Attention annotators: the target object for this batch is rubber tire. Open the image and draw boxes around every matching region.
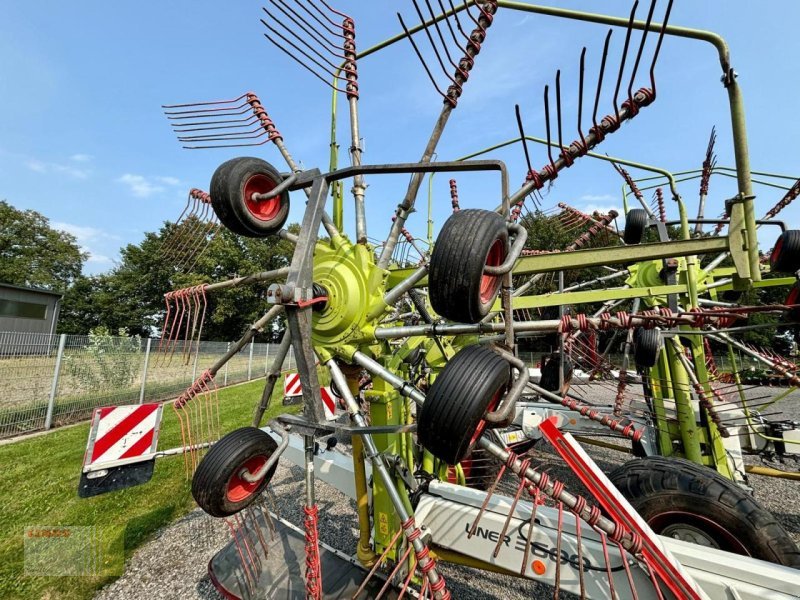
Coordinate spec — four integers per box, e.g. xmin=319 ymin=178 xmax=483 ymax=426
xmin=770 ymin=230 xmax=800 ymax=273
xmin=609 ymin=457 xmax=800 ymax=567
xmin=418 ymin=345 xmax=510 ymax=465
xmin=429 ymin=209 xmax=508 ymax=323
xmin=539 ymin=353 xmax=574 ymax=394
xmin=634 ymin=328 xmax=661 ymax=369
xmin=210 ymin=157 xmax=290 ymax=237
xmin=192 ymin=427 xmax=278 ymax=518
xmin=623 ymin=208 xmax=648 ymax=245
xmin=785 ymin=283 xmax=800 ymax=322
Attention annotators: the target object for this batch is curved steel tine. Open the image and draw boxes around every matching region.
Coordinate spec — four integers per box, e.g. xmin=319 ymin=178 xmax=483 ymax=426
xmin=613 ymin=1 xmax=639 ymax=118
xmin=422 ymin=0 xmax=462 ymax=75
xmin=555 ymin=69 xmax=565 ymax=153
xmin=397 ymin=13 xmax=452 ymax=104
xmin=269 ymin=0 xmax=344 ymax=53
xmin=162 ymin=93 xmax=250 ymax=109
xmin=627 ymin=0 xmax=658 ymax=105
xmin=409 ymin=0 xmax=461 ymax=90
xmin=446 ymin=0 xmax=472 ymax=42
xmin=163 ymin=100 xmax=251 ymax=117
xmin=294 ymin=0 xmax=346 ymax=39
xmin=310 ymin=0 xmax=351 ymax=31
xmin=436 ymin=0 xmax=464 ymax=48
xmin=262 ymin=8 xmax=346 ymax=70
xmin=577 ymin=47 xmax=588 ymax=149
xmin=543 ymin=84 xmax=557 ymax=171
xmin=649 ymin=0 xmax=674 ymax=98
xmin=170 ymin=115 xmax=260 ymax=132
xmin=514 ymin=104 xmax=534 ymax=176
xmin=592 ymin=30 xmax=613 ymax=131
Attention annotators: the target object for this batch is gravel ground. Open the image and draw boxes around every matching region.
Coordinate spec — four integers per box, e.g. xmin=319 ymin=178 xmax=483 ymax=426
xmin=95 ymin=384 xmax=800 ymax=600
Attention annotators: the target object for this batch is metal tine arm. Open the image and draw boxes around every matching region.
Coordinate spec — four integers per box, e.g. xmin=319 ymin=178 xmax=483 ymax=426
xmin=612 ymin=1 xmax=639 ymax=120
xmin=509 ymin=0 xmax=674 ymax=208
xmin=613 ymin=162 xmax=656 ymax=218
xmin=378 ymin=0 xmax=499 ymax=269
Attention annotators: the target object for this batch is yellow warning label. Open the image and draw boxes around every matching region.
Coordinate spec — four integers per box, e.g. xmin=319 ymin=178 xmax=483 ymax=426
xmin=386 ymin=403 xmax=393 ymax=420
xmin=378 ymin=512 xmax=389 ymax=535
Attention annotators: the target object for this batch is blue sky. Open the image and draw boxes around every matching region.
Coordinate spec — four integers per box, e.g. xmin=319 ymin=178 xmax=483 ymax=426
xmin=2 ymin=1 xmax=799 ymax=275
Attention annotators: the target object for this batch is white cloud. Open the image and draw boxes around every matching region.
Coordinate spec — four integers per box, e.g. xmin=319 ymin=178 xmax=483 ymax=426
xmin=117 ymin=173 xmax=181 ymax=198
xmin=86 ymin=253 xmax=113 ymax=265
xmin=51 ymin=221 xmax=119 ymax=269
xmin=579 ymin=194 xmax=616 ymax=202
xmin=25 ymin=158 xmax=90 ymax=179
xmin=70 ymin=153 xmax=93 ymax=162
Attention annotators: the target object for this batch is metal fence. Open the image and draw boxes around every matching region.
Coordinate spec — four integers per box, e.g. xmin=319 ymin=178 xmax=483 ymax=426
xmin=0 ymin=331 xmax=295 ymax=440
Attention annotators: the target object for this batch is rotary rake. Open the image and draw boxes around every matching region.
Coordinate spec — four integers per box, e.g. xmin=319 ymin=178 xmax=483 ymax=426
xmin=80 ymin=2 xmax=800 ymax=599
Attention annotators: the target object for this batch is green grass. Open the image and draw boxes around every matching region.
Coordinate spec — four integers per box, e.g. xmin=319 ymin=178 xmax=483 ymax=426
xmin=0 ymin=378 xmax=299 ymax=600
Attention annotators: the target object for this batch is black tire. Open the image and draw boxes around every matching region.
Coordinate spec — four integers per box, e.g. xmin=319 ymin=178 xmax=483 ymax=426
xmin=539 ymin=353 xmax=574 ymax=394
xmin=785 ymin=283 xmax=800 ymax=322
xmin=192 ymin=427 xmax=278 ymax=518
xmin=210 ymin=157 xmax=290 ymax=237
xmin=623 ymin=208 xmax=648 ymax=245
xmin=429 ymin=209 xmax=508 ymax=323
xmin=418 ymin=345 xmax=510 ymax=465
xmin=634 ymin=328 xmax=661 ymax=369
xmin=609 ymin=457 xmax=800 ymax=567
xmin=771 ymin=230 xmax=800 ymax=273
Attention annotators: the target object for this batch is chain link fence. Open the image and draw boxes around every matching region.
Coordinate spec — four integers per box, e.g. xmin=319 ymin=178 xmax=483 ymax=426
xmin=0 ymin=331 xmax=294 ymax=440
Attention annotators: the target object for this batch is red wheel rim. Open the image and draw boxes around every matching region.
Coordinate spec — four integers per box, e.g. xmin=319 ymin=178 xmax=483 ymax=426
xmin=647 ymin=511 xmax=750 ymax=555
xmin=243 ymin=174 xmax=281 ymax=222
xmin=771 ymin=235 xmax=784 ymax=266
xmin=469 ymin=389 xmax=502 ymax=447
xmin=479 ymin=238 xmax=505 ymax=304
xmin=226 ymin=455 xmax=268 ymax=503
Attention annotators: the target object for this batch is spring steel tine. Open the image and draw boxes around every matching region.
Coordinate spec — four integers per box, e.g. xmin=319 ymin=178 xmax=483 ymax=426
xmin=600 ymin=533 xmax=619 ymax=600
xmin=164 ymin=101 xmax=252 ymax=118
xmin=422 ymin=0 xmax=464 ymax=78
xmin=263 ymin=5 xmax=347 ymax=66
xmin=577 ymin=47 xmax=588 ymax=151
xmin=649 ymin=0 xmax=674 ymax=98
xmin=291 ymin=0 xmax=345 ymax=43
xmin=543 ymin=85 xmax=557 ymax=173
xmin=397 ymin=13 xmax=452 ymax=104
xmin=446 ymin=0 xmax=472 ymax=43
xmin=270 ymin=0 xmax=343 ymax=54
xmin=436 ymin=0 xmax=463 ymax=48
xmin=627 ymin=0 xmax=658 ymax=107
xmin=592 ymin=30 xmax=613 ymax=132
xmin=555 ymin=70 xmax=566 ymax=159
xmin=554 ymin=501 xmax=563 ymax=599
xmin=171 ymin=115 xmax=260 ymax=133
xmin=612 ymin=1 xmax=639 ymax=119
xmin=182 ymin=221 xmax=219 ymax=273
xmin=309 ymin=0 xmax=350 ymax=31
xmin=514 ymin=105 xmax=534 ymax=176
xmin=409 ymin=0 xmax=461 ymax=92
xmin=162 ymin=93 xmax=251 ymax=110
xmin=261 ymin=29 xmax=350 ymax=96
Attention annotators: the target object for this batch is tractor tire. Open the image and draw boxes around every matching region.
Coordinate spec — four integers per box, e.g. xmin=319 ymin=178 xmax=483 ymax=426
xmin=210 ymin=157 xmax=290 ymax=237
xmin=538 ymin=353 xmax=574 ymax=395
xmin=192 ymin=427 xmax=279 ymax=517
xmin=785 ymin=283 xmax=800 ymax=322
xmin=771 ymin=230 xmax=800 ymax=273
xmin=634 ymin=328 xmax=661 ymax=369
xmin=609 ymin=457 xmax=800 ymax=567
xmin=623 ymin=208 xmax=648 ymax=245
xmin=429 ymin=209 xmax=508 ymax=323
xmin=418 ymin=345 xmax=510 ymax=465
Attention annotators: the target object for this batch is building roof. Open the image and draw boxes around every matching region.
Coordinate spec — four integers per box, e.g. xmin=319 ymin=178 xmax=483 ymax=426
xmin=0 ymin=282 xmax=64 ymax=298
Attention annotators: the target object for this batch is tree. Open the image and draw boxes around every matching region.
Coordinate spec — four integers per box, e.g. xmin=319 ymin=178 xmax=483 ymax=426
xmin=60 ymin=217 xmax=296 ymax=340
xmin=0 ymin=200 xmax=86 ymax=290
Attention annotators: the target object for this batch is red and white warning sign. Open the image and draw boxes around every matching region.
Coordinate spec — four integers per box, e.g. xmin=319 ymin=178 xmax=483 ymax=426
xmin=320 ymin=387 xmax=336 ymax=421
xmin=283 ymin=372 xmax=338 ymax=421
xmin=284 ymin=372 xmax=303 ymax=397
xmin=82 ymin=404 xmax=163 ymax=472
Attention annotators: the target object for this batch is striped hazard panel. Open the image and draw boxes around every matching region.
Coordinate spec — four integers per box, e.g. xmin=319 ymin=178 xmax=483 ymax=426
xmin=83 ymin=404 xmax=163 ymax=471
